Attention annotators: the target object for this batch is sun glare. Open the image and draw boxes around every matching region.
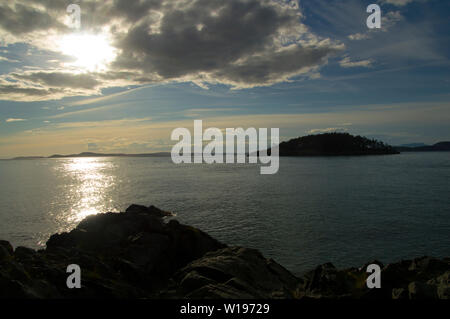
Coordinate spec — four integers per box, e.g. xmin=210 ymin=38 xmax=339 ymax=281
xmin=58 ymin=33 xmax=117 ymax=71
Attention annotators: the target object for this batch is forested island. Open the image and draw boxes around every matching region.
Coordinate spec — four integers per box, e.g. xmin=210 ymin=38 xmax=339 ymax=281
xmin=268 ymin=132 xmax=399 ymax=156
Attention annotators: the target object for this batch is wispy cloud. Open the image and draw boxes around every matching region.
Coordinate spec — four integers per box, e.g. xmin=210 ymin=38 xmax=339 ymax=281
xmin=48 ymin=103 xmax=129 ymax=119
xmin=0 ymin=56 xmax=20 ymax=63
xmin=381 ymin=0 xmax=426 ymax=6
xmin=1 ymin=100 xmax=448 ymax=157
xmin=339 ymin=57 xmax=373 ymax=68
xmin=347 ymin=33 xmax=369 ymax=41
xmin=5 ymin=118 xmax=26 ymax=122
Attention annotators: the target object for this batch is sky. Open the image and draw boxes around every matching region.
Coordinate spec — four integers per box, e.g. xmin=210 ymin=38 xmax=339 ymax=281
xmin=0 ymin=0 xmax=449 ymax=158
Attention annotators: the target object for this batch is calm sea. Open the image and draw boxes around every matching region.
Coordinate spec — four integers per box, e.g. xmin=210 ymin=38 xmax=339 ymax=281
xmin=0 ymin=153 xmax=449 ymax=274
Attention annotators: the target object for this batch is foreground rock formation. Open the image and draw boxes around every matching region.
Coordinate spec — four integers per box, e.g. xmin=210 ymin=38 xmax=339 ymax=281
xmin=0 ymin=205 xmax=448 ymax=299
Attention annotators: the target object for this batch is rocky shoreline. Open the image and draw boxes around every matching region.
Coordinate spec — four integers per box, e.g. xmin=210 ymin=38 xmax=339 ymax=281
xmin=0 ymin=204 xmax=448 ymax=299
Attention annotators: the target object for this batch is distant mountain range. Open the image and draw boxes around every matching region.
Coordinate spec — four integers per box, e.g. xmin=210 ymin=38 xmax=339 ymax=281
xmin=394 ymin=142 xmax=450 ymax=152
xmin=12 ymin=152 xmax=170 ymax=160
xmin=398 ymin=143 xmax=429 ymax=148
xmin=7 ymin=137 xmax=450 ymax=160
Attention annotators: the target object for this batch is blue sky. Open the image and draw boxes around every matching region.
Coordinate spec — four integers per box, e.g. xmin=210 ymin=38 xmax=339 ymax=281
xmin=0 ymin=0 xmax=449 ymax=157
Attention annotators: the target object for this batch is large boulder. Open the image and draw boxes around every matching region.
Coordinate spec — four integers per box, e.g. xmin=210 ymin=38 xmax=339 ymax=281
xmin=163 ymin=247 xmax=300 ymax=299
xmin=125 ymin=204 xmax=172 ymax=218
xmin=42 ymin=205 xmax=225 ymax=296
xmin=427 ymin=271 xmax=450 ymax=299
xmin=408 ymin=281 xmax=437 ymax=299
xmin=296 ymin=256 xmax=450 ymax=299
xmin=299 ymin=263 xmax=372 ymax=299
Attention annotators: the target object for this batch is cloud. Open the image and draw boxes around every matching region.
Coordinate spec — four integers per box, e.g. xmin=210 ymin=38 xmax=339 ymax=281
xmin=0 ymin=71 xmax=103 ymax=101
xmin=339 ymin=57 xmax=373 ymax=68
xmin=345 ymin=9 xmax=404 ymax=42
xmin=382 ymin=11 xmax=404 ymax=30
xmin=381 ymin=0 xmax=425 ymax=6
xmin=5 ymin=118 xmax=26 ymax=122
xmin=0 ymin=56 xmax=20 ymax=63
xmin=87 ymin=142 xmax=99 ymax=151
xmin=347 ymin=33 xmax=369 ymax=41
xmin=2 ymin=100 xmax=448 ymax=157
xmin=0 ymin=2 xmax=65 ymax=36
xmin=212 ymin=43 xmax=342 ymax=88
xmin=0 ymin=0 xmax=343 ymax=101
xmin=111 ymin=0 xmax=343 ymax=88
xmin=12 ymin=71 xmax=100 ymax=90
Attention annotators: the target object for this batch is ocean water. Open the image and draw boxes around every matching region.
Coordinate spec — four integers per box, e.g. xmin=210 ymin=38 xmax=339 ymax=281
xmin=0 ymin=153 xmax=449 ymax=275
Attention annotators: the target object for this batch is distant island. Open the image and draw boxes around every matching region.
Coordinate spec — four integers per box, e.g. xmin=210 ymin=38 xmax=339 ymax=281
xmin=266 ymin=132 xmax=399 ymax=156
xmin=12 ymin=152 xmax=170 ymax=160
xmin=394 ymin=142 xmax=450 ymax=152
xmin=7 ymin=135 xmax=450 ymax=160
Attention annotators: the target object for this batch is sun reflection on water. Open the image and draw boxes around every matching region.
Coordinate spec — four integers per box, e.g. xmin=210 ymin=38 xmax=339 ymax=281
xmin=61 ymin=157 xmax=115 ymax=223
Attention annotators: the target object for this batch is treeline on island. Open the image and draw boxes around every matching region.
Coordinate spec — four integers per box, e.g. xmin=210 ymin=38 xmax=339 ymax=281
xmin=266 ymin=132 xmax=399 ymax=156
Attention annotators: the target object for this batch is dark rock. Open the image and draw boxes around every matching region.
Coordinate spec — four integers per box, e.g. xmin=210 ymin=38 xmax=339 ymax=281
xmin=0 ymin=240 xmax=13 ymax=261
xmin=126 ymin=233 xmax=170 ymax=266
xmin=301 ymin=262 xmax=370 ymax=298
xmin=14 ymin=246 xmax=36 ymax=261
xmin=29 ymin=279 xmax=62 ymax=299
xmin=297 ymin=256 xmax=450 ymax=299
xmin=125 ymin=204 xmax=172 ymax=218
xmin=164 ymin=247 xmax=300 ymax=299
xmin=392 ymin=288 xmax=408 ymax=299
xmin=361 ymin=260 xmax=384 ymax=270
xmin=428 ymin=271 xmax=450 ymax=299
xmin=0 ymin=278 xmax=35 ymax=298
xmin=380 ymin=259 xmax=414 ymax=290
xmin=38 ymin=205 xmax=225 ymax=297
xmin=0 ymin=204 xmax=448 ymax=299
xmin=408 ymin=256 xmax=449 ymax=278
xmin=0 ymin=240 xmax=13 ymax=254
xmin=178 ymin=270 xmax=217 ymax=293
xmin=408 ymin=281 xmax=438 ymax=299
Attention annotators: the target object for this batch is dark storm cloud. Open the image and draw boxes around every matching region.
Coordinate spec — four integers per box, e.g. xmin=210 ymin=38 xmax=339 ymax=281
xmin=0 ymin=85 xmax=54 ymax=97
xmin=0 ymin=2 xmax=64 ymax=35
xmin=0 ymin=72 xmax=101 ymax=100
xmin=12 ymin=72 xmax=100 ymax=90
xmin=214 ymin=45 xmax=341 ymax=86
xmin=0 ymin=0 xmax=343 ymax=100
xmin=112 ymin=0 xmax=342 ymax=87
xmin=115 ymin=0 xmax=294 ymax=77
xmin=107 ymin=0 xmax=163 ymax=22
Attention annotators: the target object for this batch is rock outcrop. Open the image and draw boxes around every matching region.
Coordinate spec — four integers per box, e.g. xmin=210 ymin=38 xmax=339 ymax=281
xmin=1 ymin=205 xmax=225 ymax=298
xmin=298 ymin=257 xmax=450 ymax=299
xmin=0 ymin=205 xmax=448 ymax=299
xmin=162 ymin=247 xmax=301 ymax=299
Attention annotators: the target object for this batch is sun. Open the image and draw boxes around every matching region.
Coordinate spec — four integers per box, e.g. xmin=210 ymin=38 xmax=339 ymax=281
xmin=58 ymin=33 xmax=117 ymax=72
